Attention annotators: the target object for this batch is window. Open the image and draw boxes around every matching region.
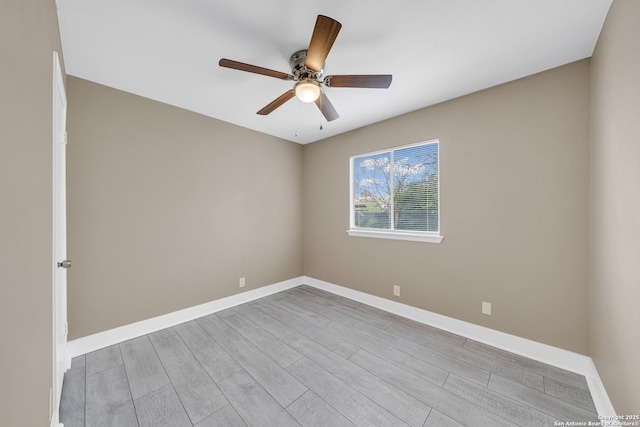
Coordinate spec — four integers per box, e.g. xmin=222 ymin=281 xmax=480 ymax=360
xmin=348 ymin=139 xmax=442 ymax=243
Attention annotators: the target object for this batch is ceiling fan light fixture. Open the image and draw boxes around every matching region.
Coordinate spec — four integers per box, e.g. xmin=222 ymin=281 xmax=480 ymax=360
xmin=294 ymin=79 xmax=321 ymax=103
xmin=219 ymin=16 xmax=390 ymax=122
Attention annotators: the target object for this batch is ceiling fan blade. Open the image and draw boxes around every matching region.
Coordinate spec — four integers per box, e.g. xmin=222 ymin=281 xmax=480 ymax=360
xmin=219 ymin=58 xmax=293 ymax=80
xmin=257 ymin=90 xmax=296 ymax=115
xmin=324 ymin=74 xmax=393 ymax=88
xmin=314 ymin=92 xmax=339 ymax=122
xmin=305 ymin=15 xmax=342 ymax=73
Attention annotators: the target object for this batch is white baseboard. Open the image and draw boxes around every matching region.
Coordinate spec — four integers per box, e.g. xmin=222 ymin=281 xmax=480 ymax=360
xmin=67 ymin=274 xmax=615 ymax=417
xmin=302 ymin=276 xmax=616 ymax=417
xmin=67 ymin=276 xmax=302 ymax=358
xmin=585 ymin=358 xmax=617 ymax=417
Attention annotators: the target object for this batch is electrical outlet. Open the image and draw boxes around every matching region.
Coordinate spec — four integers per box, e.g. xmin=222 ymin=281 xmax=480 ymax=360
xmin=393 ymin=285 xmax=400 ymax=297
xmin=239 ymin=277 xmax=245 ymax=288
xmin=482 ymin=301 xmax=492 ymax=315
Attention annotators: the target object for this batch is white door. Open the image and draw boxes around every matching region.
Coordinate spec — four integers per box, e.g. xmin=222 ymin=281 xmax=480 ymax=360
xmin=52 ymin=51 xmax=68 ymax=426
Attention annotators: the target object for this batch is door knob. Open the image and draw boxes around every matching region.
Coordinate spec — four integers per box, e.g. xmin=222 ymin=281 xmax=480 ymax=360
xmin=57 ymin=260 xmax=72 ymax=269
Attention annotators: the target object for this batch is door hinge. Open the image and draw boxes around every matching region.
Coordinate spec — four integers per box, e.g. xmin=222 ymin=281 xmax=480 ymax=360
xmin=64 ymin=131 xmax=68 ymax=144
xmin=64 ymin=321 xmax=68 ymax=336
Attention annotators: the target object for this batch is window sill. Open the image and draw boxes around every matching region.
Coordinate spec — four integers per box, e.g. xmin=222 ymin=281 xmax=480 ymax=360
xmin=346 ymin=228 xmax=444 ymax=243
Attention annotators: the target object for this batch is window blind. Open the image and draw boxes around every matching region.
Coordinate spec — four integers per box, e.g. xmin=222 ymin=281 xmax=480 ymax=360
xmin=352 ymin=140 xmax=439 ymax=233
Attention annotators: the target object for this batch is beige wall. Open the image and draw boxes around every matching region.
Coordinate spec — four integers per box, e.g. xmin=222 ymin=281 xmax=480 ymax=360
xmin=589 ymin=0 xmax=640 ymax=414
xmin=303 ymin=60 xmax=591 ymax=354
xmin=0 ymin=0 xmax=64 ymax=425
xmin=66 ymin=77 xmax=303 ymax=338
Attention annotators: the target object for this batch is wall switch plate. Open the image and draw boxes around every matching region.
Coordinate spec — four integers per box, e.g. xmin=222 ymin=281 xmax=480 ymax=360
xmin=239 ymin=277 xmax=245 ymax=288
xmin=393 ymin=285 xmax=400 ymax=296
xmin=482 ymin=301 xmax=492 ymax=315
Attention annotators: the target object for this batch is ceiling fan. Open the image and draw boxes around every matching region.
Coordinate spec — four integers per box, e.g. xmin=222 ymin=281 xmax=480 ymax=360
xmin=219 ymin=15 xmax=392 ymax=122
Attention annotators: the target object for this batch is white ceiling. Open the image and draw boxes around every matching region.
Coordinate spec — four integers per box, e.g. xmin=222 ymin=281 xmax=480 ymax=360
xmin=56 ymin=0 xmax=611 ymax=144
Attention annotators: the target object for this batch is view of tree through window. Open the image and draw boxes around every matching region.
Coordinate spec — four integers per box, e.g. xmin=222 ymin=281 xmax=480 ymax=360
xmin=352 ymin=141 xmax=439 ymax=232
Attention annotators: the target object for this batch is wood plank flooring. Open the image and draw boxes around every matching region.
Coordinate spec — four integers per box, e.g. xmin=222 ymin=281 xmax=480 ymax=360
xmin=60 ymin=285 xmax=598 ymax=427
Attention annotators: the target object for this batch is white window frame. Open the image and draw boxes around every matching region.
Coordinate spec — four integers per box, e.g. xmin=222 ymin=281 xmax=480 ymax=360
xmin=347 ymin=139 xmax=443 ymax=243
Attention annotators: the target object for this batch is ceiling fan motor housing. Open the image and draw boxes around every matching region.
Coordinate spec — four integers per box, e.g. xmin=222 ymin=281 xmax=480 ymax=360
xmin=289 ymin=49 xmax=323 ymax=80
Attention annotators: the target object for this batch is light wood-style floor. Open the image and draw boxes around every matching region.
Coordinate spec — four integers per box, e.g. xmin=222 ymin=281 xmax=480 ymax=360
xmin=60 ymin=285 xmax=599 ymax=426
